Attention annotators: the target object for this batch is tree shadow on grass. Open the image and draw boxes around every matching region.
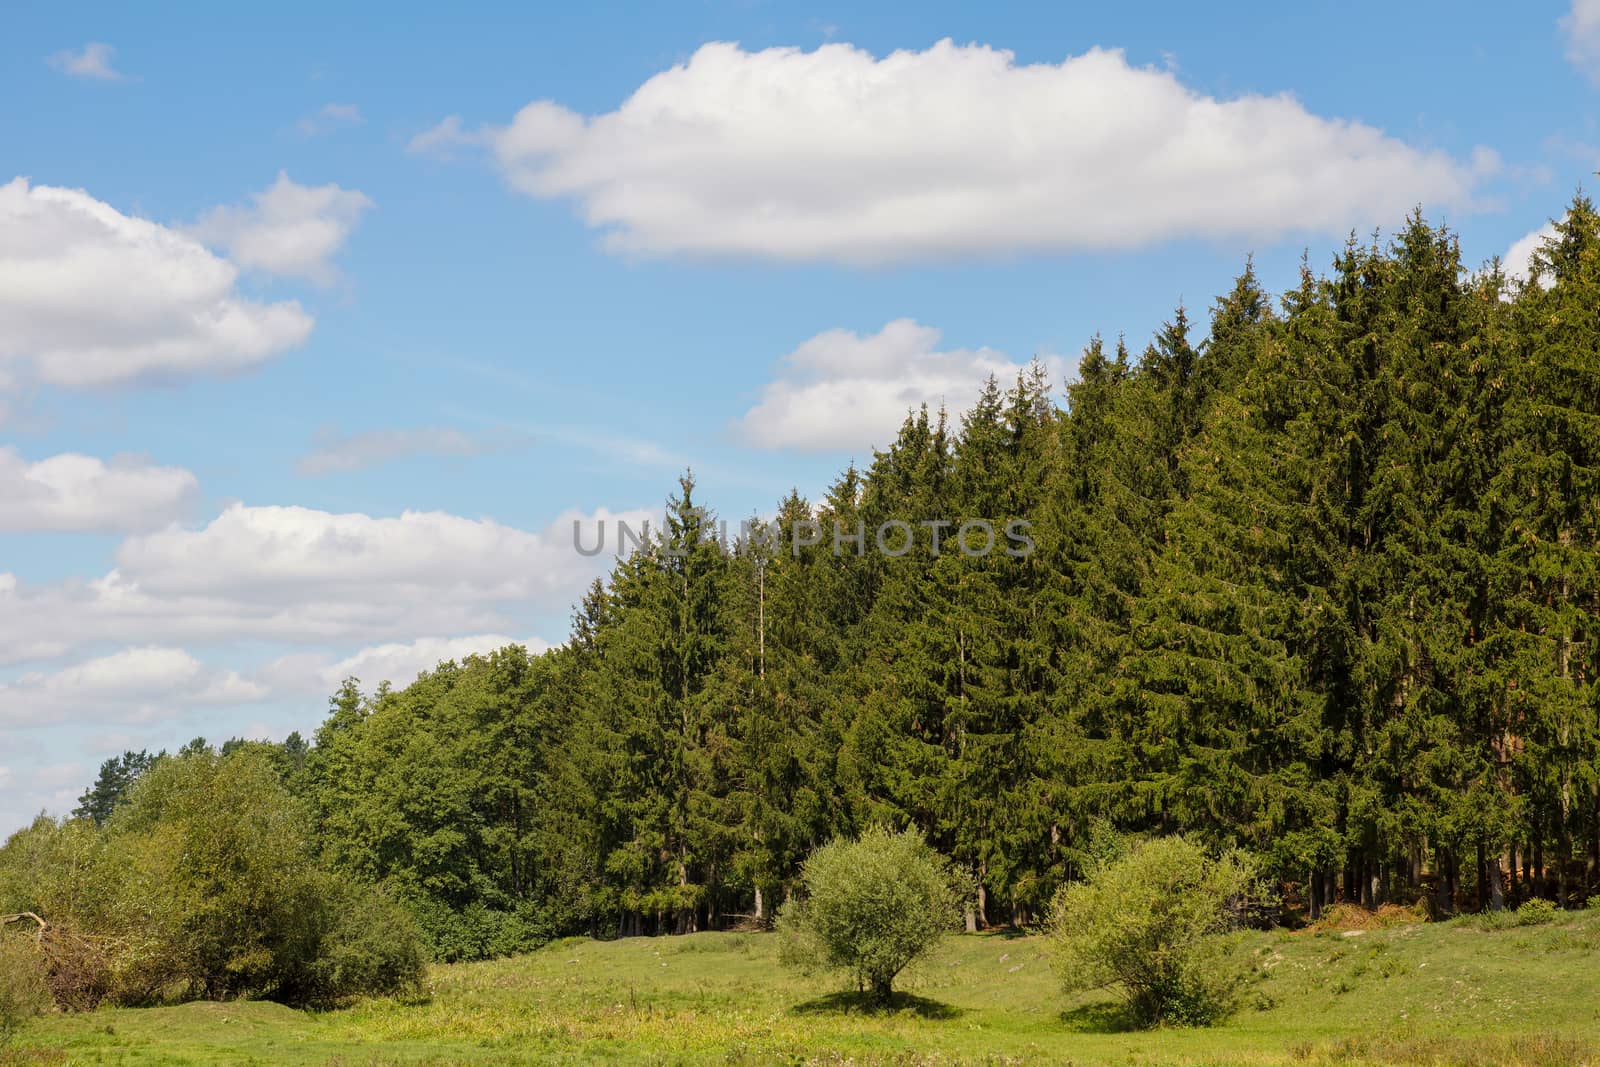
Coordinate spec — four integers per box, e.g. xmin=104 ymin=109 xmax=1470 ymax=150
xmin=1056 ymin=1000 xmax=1140 ymax=1033
xmin=790 ymin=989 xmax=963 ymax=1020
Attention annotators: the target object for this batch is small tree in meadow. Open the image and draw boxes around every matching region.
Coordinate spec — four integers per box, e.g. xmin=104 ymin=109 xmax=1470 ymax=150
xmin=1049 ymin=835 xmax=1258 ymax=1027
xmin=777 ymin=826 xmax=967 ymax=1003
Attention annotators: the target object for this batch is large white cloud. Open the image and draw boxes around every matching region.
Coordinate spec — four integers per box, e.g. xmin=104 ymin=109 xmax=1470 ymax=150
xmin=0 ymin=177 xmax=313 ymax=389
xmin=0 ymin=646 xmax=267 ymax=729
xmin=260 ymin=633 xmax=552 ymax=695
xmin=1565 ymin=0 xmax=1600 ymax=78
xmin=0 ymin=447 xmax=197 ymax=532
xmin=476 ymin=40 xmax=1484 ymax=264
xmin=1504 ymin=221 xmax=1559 ymax=286
xmin=188 ymin=172 xmax=373 ymax=285
xmin=739 ymin=318 xmax=1068 ymax=452
xmin=0 ymin=503 xmax=648 ymax=665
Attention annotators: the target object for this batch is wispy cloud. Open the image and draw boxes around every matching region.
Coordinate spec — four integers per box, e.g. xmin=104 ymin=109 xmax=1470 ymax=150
xmin=297 ymin=103 xmax=364 ymax=137
xmin=407 ymin=115 xmax=489 ymax=158
xmin=297 ymin=425 xmax=519 ymax=475
xmin=1564 ymin=0 xmax=1600 ymax=81
xmin=47 ymin=42 xmax=126 ymax=81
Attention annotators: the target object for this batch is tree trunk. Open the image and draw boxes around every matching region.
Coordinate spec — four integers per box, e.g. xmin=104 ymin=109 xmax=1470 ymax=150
xmin=1435 ymin=845 xmax=1452 ymax=916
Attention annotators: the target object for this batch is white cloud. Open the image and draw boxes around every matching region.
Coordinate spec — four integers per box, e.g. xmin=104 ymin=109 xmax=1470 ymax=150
xmin=0 ymin=503 xmax=648 ymax=665
xmin=297 ymin=426 xmax=498 ymax=475
xmin=1504 ymin=221 xmax=1559 ymax=285
xmin=738 ymin=318 xmax=1067 ymax=453
xmin=260 ymin=633 xmax=551 ymax=695
xmin=0 ymin=646 xmax=267 ymax=729
xmin=0 ymin=177 xmax=313 ymax=389
xmin=408 ymin=115 xmax=487 ymax=157
xmin=0 ymin=758 xmax=87 ymax=837
xmin=0 ymin=448 xmax=198 ymax=532
xmin=188 ymin=172 xmax=373 ymax=285
xmin=1564 ymin=0 xmax=1600 ymax=78
xmin=47 ymin=42 xmax=124 ymax=81
xmin=478 ymin=40 xmax=1483 ymax=264
xmin=297 ymin=103 xmax=364 ymax=137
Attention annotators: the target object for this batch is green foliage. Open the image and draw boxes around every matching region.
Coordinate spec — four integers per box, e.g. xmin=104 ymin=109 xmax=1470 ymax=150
xmin=0 ymin=934 xmax=52 ymax=1042
xmin=72 ymin=750 xmax=159 ymax=827
xmin=0 ymin=751 xmax=422 ymax=1011
xmin=41 ymin=191 xmax=1600 ymax=976
xmin=293 ymin=879 xmax=426 ymax=1007
xmin=18 ymin=915 xmax=1600 ymax=1065
xmin=1049 ymin=835 xmax=1259 ymax=1027
xmin=1466 ymin=896 xmax=1564 ymax=931
xmin=777 ymin=826 xmax=967 ymax=1001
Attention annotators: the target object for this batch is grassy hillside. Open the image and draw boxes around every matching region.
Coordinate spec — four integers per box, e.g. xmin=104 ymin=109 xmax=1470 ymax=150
xmin=7 ymin=907 xmax=1600 ymax=1066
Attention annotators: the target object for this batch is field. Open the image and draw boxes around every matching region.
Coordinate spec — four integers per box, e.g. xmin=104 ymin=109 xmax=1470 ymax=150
xmin=7 ymin=908 xmax=1600 ymax=1066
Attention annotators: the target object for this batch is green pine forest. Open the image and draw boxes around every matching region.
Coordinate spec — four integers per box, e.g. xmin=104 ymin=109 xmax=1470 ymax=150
xmin=51 ymin=193 xmax=1600 ymax=958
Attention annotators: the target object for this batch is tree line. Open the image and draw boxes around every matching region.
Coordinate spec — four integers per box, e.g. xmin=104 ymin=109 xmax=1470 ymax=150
xmin=40 ymin=193 xmax=1600 ymax=961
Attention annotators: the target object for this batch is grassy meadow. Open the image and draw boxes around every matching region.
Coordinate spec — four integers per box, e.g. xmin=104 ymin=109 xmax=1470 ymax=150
xmin=8 ymin=907 xmax=1600 ymax=1066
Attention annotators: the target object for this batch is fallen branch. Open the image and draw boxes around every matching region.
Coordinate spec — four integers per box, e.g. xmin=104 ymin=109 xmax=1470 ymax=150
xmin=1 ymin=911 xmax=49 ymax=941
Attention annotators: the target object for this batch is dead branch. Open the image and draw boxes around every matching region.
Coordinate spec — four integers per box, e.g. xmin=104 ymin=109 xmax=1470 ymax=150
xmin=1 ymin=911 xmax=49 ymax=941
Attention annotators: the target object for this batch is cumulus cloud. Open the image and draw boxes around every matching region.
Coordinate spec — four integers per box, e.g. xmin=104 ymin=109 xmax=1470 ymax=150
xmin=0 ymin=447 xmax=198 ymax=532
xmin=297 ymin=103 xmax=364 ymax=137
xmin=476 ymin=40 xmax=1484 ymax=264
xmin=47 ymin=42 xmax=124 ymax=81
xmin=260 ymin=633 xmax=552 ymax=695
xmin=0 ymin=646 xmax=267 ymax=729
xmin=738 ymin=319 xmax=1067 ymax=452
xmin=297 ymin=426 xmax=501 ymax=475
xmin=1564 ymin=0 xmax=1600 ymax=78
xmin=188 ymin=172 xmax=373 ymax=285
xmin=1504 ymin=221 xmax=1559 ymax=285
xmin=0 ymin=503 xmax=649 ymax=665
xmin=0 ymin=177 xmax=313 ymax=389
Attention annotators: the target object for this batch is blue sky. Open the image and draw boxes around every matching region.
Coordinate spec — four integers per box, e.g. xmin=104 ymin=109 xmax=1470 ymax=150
xmin=1 ymin=0 xmax=1597 ymax=831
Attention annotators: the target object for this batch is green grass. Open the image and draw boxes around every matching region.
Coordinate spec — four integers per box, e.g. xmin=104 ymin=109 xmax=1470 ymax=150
xmin=8 ymin=909 xmax=1600 ymax=1066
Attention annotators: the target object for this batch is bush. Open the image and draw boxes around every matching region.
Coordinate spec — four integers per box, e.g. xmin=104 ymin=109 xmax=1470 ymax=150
xmin=404 ymin=896 xmax=551 ymax=964
xmin=287 ymin=879 xmax=426 ymax=1007
xmin=0 ymin=750 xmax=426 ymax=1011
xmin=1512 ymin=898 xmax=1560 ymax=925
xmin=1049 ymin=835 xmax=1259 ymax=1027
xmin=777 ymin=826 xmax=967 ymax=1003
xmin=0 ymin=934 xmax=51 ymax=1041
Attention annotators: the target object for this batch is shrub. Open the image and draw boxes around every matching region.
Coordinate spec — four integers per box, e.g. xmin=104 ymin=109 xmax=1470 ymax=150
xmin=1513 ymin=898 xmax=1560 ymax=925
xmin=0 ymin=934 xmax=51 ymax=1041
xmin=287 ymin=878 xmax=426 ymax=1007
xmin=402 ymin=896 xmax=551 ymax=963
xmin=0 ymin=750 xmax=426 ymax=1011
xmin=1049 ymin=835 xmax=1259 ymax=1027
xmin=777 ymin=826 xmax=967 ymax=1003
